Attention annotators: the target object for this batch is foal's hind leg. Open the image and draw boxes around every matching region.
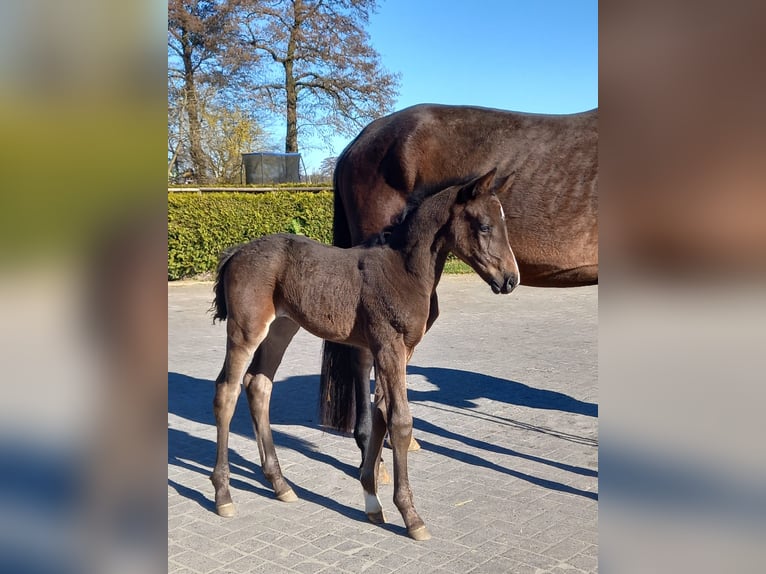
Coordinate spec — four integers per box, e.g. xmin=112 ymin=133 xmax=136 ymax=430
xmin=242 ymin=317 xmax=300 ymax=502
xmin=211 ymin=318 xmax=271 ymax=517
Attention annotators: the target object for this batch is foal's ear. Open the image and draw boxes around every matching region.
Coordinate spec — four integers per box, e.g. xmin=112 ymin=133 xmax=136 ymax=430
xmin=492 ymin=170 xmax=517 ymax=195
xmin=458 ymin=168 xmax=497 ymax=202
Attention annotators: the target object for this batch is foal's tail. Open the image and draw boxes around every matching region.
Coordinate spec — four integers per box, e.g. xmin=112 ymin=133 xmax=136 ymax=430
xmin=212 ymin=245 xmax=241 ymax=322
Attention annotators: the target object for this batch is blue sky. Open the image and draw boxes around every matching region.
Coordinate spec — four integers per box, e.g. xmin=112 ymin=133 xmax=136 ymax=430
xmin=301 ymin=0 xmax=598 ymax=172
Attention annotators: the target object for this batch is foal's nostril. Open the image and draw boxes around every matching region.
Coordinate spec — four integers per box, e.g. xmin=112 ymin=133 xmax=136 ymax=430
xmin=503 ymin=275 xmax=517 ymax=293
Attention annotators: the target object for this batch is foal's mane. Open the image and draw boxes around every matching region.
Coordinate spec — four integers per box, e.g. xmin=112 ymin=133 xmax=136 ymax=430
xmin=364 ymin=180 xmax=465 ymax=248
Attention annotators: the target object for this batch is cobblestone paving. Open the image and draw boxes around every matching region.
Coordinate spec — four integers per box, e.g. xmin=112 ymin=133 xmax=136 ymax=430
xmin=169 ymin=276 xmax=598 ymax=573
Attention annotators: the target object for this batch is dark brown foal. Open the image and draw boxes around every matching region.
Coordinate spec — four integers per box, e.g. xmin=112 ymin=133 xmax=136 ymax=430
xmin=210 ymin=169 xmax=519 ymax=540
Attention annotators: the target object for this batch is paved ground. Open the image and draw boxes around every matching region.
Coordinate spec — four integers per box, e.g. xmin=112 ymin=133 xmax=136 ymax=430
xmin=169 ymin=276 xmax=598 ymax=573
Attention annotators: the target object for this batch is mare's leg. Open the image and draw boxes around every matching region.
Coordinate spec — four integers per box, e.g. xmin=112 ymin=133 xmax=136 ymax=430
xmin=242 ymin=317 xmax=300 ymax=502
xmin=426 ymin=291 xmax=440 ymax=331
xmin=373 ymin=338 xmax=430 ymax=541
xmin=211 ymin=318 xmax=272 ymax=517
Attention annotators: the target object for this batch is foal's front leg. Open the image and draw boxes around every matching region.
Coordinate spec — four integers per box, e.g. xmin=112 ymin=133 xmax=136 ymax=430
xmin=367 ymin=339 xmax=430 ymax=541
xmin=352 ymin=347 xmax=375 ymax=462
xmin=359 ymin=389 xmax=387 ymax=525
xmin=352 ymin=349 xmax=394 ymax=485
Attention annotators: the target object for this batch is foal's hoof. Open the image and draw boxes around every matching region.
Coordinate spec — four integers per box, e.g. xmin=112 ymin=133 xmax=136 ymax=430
xmin=276 ymin=488 xmax=298 ymax=503
xmin=407 ymin=525 xmax=431 ymax=541
xmin=378 ymin=463 xmax=392 ymax=485
xmin=216 ymin=502 xmax=236 ymax=517
xmin=366 ymin=510 xmax=387 ymax=525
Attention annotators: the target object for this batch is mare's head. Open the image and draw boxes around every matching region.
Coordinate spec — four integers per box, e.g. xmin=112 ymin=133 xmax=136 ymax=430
xmin=448 ymin=169 xmax=520 ymax=294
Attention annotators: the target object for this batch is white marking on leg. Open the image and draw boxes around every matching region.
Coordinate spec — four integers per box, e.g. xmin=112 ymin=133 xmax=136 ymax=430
xmin=364 ymin=491 xmax=383 ymax=515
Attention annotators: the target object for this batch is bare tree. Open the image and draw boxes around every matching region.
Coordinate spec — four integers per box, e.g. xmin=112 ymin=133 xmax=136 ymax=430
xmin=199 ymin=88 xmax=276 ymax=183
xmin=238 ymin=0 xmax=399 ymax=153
xmin=168 ymin=76 xmax=188 ymax=181
xmin=319 ymin=155 xmax=337 ymax=182
xmin=168 ymin=0 xmax=241 ymax=182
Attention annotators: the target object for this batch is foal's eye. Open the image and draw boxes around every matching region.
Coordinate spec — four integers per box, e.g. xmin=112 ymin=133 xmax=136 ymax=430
xmin=479 ymin=224 xmax=491 ymax=233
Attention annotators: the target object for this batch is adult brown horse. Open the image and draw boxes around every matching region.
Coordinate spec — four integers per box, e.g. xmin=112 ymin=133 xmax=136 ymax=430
xmin=320 ymin=103 xmax=598 ymax=472
xmin=211 ymin=170 xmax=518 ymax=540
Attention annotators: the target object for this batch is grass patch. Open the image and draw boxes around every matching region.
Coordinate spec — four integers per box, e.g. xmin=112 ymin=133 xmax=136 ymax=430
xmin=443 ymin=257 xmax=473 ymax=274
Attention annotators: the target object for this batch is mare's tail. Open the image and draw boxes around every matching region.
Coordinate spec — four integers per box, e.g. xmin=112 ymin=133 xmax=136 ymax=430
xmin=212 ymin=245 xmax=241 ymax=322
xmin=319 ymin=150 xmax=360 ymax=433
xmin=319 ymin=343 xmax=359 ymax=434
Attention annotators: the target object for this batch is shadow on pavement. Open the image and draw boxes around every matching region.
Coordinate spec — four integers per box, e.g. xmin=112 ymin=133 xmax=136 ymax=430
xmin=168 ymin=371 xmax=357 ymax=478
xmin=407 ymin=365 xmax=597 ymax=417
xmin=169 ymin=366 xmax=598 ymax=507
xmin=167 ymin=427 xmax=366 ymax=523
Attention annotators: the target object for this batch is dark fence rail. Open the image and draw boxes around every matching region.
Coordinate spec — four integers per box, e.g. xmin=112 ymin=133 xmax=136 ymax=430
xmin=168 ymin=186 xmax=331 ymax=193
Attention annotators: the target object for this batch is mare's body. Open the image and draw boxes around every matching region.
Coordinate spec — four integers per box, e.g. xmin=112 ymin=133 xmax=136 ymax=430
xmin=333 ymin=104 xmax=598 ymax=286
xmin=321 ymin=104 xmax=598 ymax=464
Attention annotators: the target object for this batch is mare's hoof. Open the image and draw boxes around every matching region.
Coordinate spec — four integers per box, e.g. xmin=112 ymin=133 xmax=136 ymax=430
xmin=378 ymin=463 xmax=392 ymax=485
xmin=216 ymin=502 xmax=236 ymax=517
xmin=276 ymin=488 xmax=298 ymax=503
xmin=366 ymin=510 xmax=387 ymax=525
xmin=407 ymin=525 xmax=431 ymax=541
xmin=384 ymin=437 xmax=421 ymax=451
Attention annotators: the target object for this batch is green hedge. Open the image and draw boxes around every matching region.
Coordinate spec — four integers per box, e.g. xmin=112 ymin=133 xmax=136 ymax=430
xmin=168 ymin=191 xmax=333 ymax=280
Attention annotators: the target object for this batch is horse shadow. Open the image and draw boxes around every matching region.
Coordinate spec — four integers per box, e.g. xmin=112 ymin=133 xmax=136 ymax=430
xmin=168 ymin=371 xmax=368 ymax=523
xmin=168 ymin=371 xmax=357 ymax=477
xmin=406 ymin=364 xmax=597 ymax=417
xmin=169 ymin=364 xmax=598 ymax=510
xmin=167 ymin=426 xmax=370 ymax=524
xmin=404 ymin=365 xmax=598 ymax=499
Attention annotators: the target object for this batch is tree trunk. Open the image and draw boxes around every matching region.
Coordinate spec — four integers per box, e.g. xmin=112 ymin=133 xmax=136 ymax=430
xmin=285 ymin=61 xmax=298 ymax=153
xmin=284 ymin=3 xmax=300 ymax=153
xmin=182 ymin=32 xmax=209 ymax=182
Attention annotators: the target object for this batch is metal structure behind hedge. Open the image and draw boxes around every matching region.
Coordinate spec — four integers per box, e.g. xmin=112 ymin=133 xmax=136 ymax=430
xmin=242 ymin=152 xmax=303 ymax=184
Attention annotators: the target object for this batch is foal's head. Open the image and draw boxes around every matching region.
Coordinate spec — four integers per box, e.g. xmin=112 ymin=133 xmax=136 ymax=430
xmin=448 ymin=170 xmax=520 ymax=294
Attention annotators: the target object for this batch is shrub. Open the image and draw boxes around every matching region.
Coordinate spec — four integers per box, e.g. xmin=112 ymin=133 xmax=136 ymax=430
xmin=168 ymin=191 xmax=333 ymax=280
